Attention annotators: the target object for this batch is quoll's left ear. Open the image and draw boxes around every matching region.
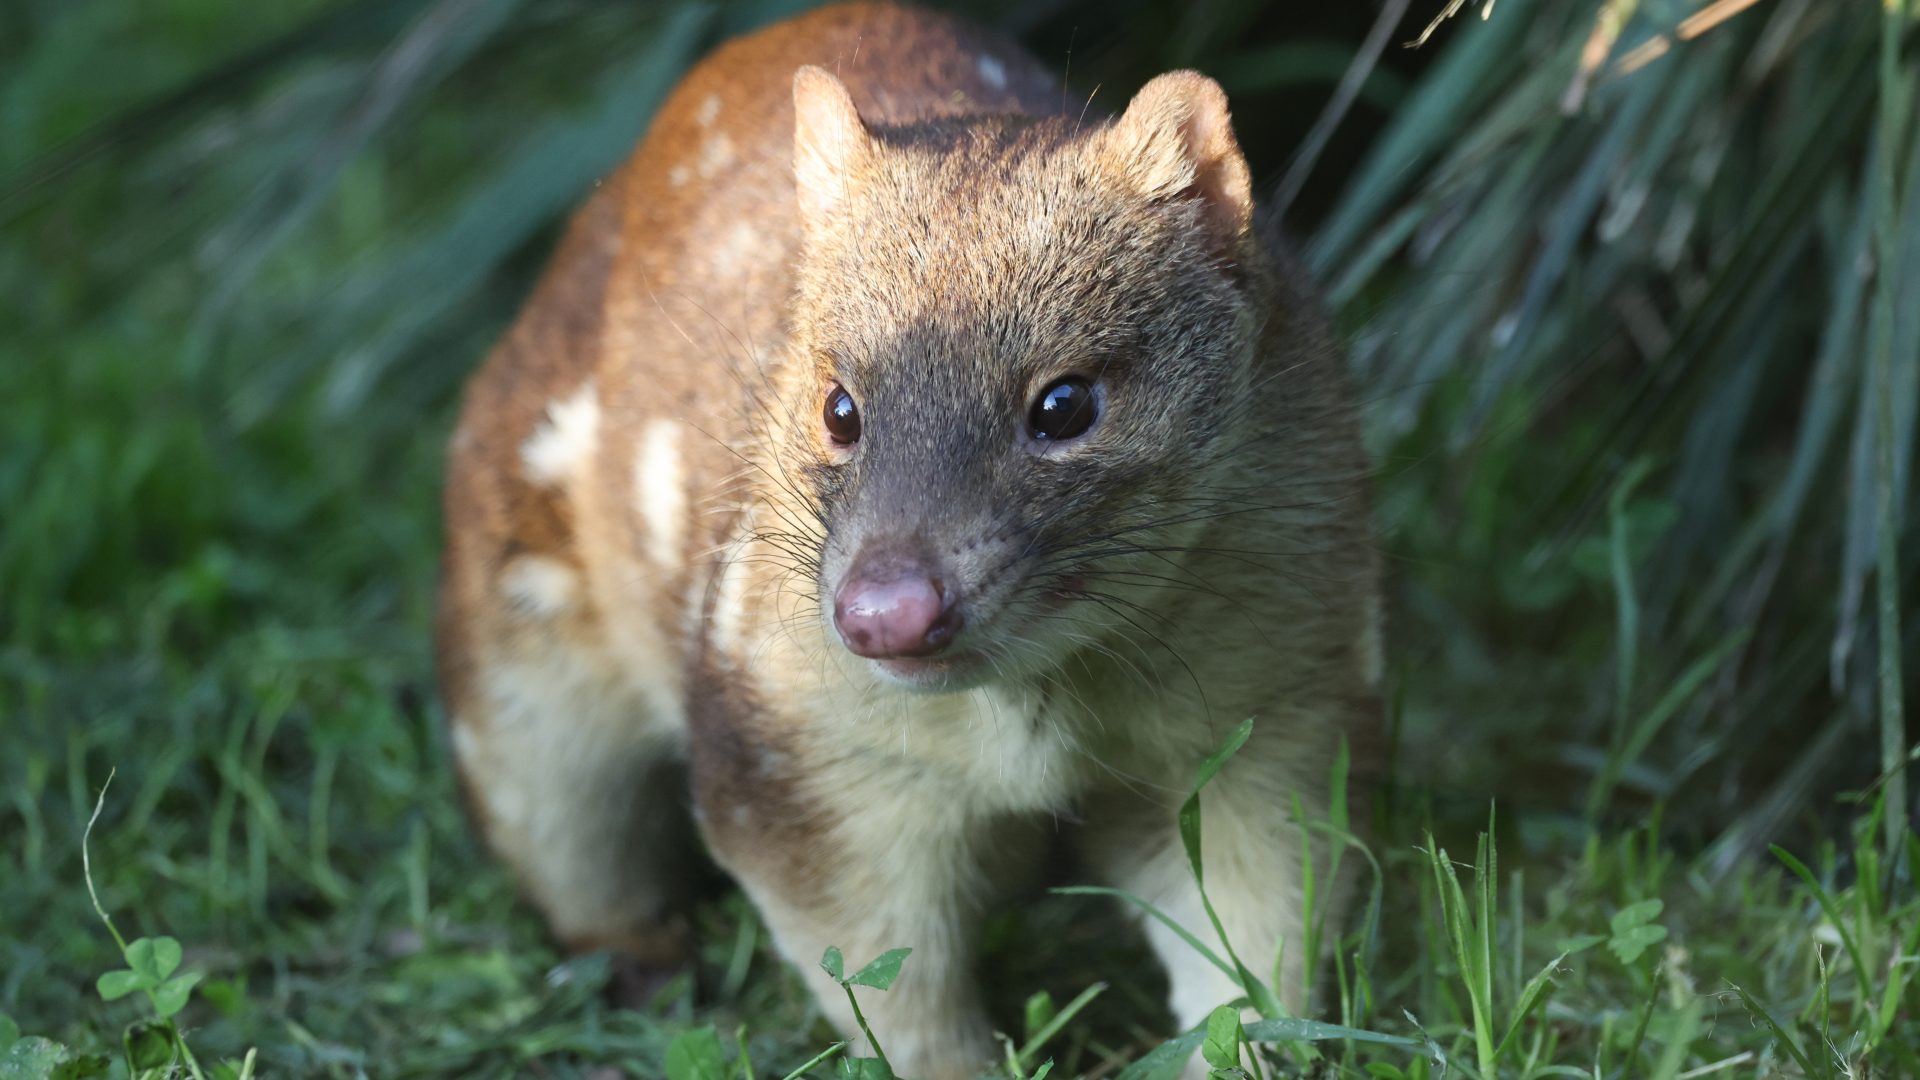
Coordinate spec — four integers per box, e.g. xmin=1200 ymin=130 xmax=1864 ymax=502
xmin=792 ymin=65 xmax=872 ymax=229
xmin=1100 ymin=71 xmax=1254 ymax=248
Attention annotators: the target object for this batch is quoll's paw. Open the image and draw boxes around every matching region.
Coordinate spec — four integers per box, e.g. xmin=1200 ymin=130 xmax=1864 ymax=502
xmin=563 ymin=925 xmax=696 ymax=1012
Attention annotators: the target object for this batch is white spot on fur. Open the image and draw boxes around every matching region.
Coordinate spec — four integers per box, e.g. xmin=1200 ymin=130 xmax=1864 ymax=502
xmin=635 ymin=419 xmax=685 ymax=567
xmin=499 ymin=555 xmax=579 ymax=617
xmin=709 ymin=220 xmax=758 ymax=278
xmin=669 ymin=164 xmax=691 ymax=187
xmin=450 ymin=719 xmax=478 ymax=766
xmin=520 ymin=382 xmax=599 ymax=486
xmin=696 ymin=134 xmax=735 ymax=179
xmin=486 ymin=780 xmax=529 ymax=829
xmin=710 ymin=528 xmax=756 ymax=659
xmin=977 ymin=55 xmax=1007 ymax=90
xmin=696 ymin=93 xmax=722 ymax=126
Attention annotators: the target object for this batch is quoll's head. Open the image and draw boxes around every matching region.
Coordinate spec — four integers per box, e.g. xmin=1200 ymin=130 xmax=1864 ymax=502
xmin=778 ymin=65 xmax=1265 ymax=691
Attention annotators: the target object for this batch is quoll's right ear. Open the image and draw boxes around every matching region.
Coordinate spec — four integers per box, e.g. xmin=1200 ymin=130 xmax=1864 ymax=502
xmin=792 ymin=66 xmax=872 ymax=227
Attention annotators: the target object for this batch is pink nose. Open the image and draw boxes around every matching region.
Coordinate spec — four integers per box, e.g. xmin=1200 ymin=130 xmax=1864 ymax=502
xmin=833 ymin=566 xmax=957 ymax=659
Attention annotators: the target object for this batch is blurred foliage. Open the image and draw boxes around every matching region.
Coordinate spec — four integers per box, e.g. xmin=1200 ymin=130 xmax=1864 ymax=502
xmin=5 ymin=0 xmax=1911 ymax=833
xmin=1331 ymin=0 xmax=1919 ymax=849
xmin=2 ymin=0 xmax=1918 ymax=1075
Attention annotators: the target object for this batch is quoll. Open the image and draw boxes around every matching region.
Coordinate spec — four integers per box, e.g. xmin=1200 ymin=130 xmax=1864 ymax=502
xmin=436 ymin=4 xmax=1383 ymax=1075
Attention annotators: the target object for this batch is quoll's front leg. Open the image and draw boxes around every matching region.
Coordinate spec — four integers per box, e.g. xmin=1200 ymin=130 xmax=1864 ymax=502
xmin=697 ymin=754 xmax=1025 ymax=1080
xmin=1082 ymin=749 xmax=1346 ymax=1042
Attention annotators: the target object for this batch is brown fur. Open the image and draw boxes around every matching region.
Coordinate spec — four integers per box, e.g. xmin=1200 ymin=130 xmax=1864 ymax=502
xmin=438 ymin=4 xmax=1380 ymax=1075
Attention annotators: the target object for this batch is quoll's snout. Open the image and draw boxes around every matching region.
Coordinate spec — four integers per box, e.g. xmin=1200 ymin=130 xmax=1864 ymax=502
xmin=832 ymin=544 xmax=962 ymax=659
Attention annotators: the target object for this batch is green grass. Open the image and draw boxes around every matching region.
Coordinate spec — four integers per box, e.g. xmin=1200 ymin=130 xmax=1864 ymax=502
xmin=4 ymin=0 xmax=1919 ymax=1076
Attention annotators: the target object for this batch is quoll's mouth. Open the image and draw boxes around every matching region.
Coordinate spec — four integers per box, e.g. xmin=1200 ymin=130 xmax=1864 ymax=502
xmin=868 ymin=648 xmax=989 ymax=689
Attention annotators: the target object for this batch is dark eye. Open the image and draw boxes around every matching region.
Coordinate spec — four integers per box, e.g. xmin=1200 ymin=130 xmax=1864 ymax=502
xmin=823 ymin=383 xmax=861 ymax=446
xmin=1028 ymin=377 xmax=1097 ymax=441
